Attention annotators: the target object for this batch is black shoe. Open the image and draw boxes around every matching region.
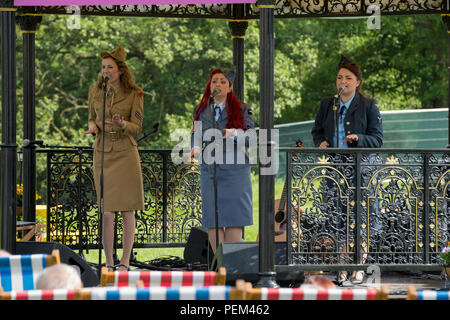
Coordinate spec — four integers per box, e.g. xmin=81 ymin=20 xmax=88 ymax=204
xmin=336 ymin=271 xmax=348 ymax=286
xmin=116 ymin=264 xmax=130 ymax=271
xmin=106 ymin=265 xmax=116 ymax=272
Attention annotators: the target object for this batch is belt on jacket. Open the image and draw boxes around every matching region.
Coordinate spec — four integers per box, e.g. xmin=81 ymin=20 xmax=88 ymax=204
xmin=106 ymin=131 xmax=119 ymax=141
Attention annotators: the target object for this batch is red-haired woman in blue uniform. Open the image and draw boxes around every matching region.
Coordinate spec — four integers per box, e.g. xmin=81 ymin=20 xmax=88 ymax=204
xmin=190 ymin=67 xmax=255 ymax=252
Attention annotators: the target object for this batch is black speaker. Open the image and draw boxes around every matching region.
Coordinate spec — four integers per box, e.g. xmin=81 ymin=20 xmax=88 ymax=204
xmin=211 ymin=242 xmax=304 ymax=286
xmin=15 ymin=241 xmax=99 ymax=287
xmin=183 ymin=227 xmax=214 ymax=265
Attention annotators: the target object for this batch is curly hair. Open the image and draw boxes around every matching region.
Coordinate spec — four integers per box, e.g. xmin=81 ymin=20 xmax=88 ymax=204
xmin=96 ymin=56 xmax=142 ymax=94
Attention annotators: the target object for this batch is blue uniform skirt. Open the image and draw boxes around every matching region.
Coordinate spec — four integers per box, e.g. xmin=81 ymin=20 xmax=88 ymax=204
xmin=200 ymin=163 xmax=253 ymax=228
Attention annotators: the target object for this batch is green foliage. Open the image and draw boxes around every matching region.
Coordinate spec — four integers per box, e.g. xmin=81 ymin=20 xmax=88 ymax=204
xmin=289 ymin=15 xmax=448 ymax=123
xmin=17 ymin=14 xmax=448 ymax=146
xmin=7 ymin=13 xmax=448 ymax=199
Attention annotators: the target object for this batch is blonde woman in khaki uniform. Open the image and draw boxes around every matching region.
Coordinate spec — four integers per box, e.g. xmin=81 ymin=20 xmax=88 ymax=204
xmin=83 ymin=45 xmax=144 ymax=271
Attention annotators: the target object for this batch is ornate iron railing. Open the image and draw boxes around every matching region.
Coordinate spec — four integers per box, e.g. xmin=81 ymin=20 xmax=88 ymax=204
xmin=279 ymin=148 xmax=449 ymax=272
xmin=36 ymin=147 xmax=448 ymax=271
xmin=41 ymin=148 xmax=202 ymax=252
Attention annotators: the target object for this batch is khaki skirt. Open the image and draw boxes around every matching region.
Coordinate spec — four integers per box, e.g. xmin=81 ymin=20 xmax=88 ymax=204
xmin=93 ymin=147 xmax=144 ymax=212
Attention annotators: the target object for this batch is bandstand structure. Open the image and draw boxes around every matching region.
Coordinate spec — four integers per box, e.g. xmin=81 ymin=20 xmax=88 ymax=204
xmin=1 ymin=0 xmax=449 ymax=287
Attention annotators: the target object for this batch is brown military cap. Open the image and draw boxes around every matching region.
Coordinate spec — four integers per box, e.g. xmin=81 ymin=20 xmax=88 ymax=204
xmin=100 ymin=45 xmax=126 ymax=63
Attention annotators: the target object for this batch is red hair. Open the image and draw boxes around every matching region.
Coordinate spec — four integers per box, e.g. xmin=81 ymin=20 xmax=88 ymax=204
xmin=193 ymin=68 xmax=246 ymax=130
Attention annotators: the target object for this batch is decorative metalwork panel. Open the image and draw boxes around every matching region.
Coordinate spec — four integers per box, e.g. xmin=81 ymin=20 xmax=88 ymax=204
xmin=139 ymin=151 xmax=202 ymax=244
xmin=19 ymin=4 xmax=232 ymax=18
xmin=286 ymin=149 xmax=449 ymax=267
xmin=43 ymin=146 xmax=448 ymax=268
xmin=249 ymin=0 xmax=444 ymax=17
xmin=427 ymin=152 xmax=450 ymax=264
xmin=361 ymin=152 xmax=424 ymax=265
xmin=19 ymin=1 xmax=445 ymax=19
xmin=167 ymin=163 xmax=203 ymax=242
xmin=47 ymin=149 xmax=98 ymax=248
xmin=289 ymin=152 xmax=358 ymax=265
xmin=46 ymin=148 xmax=201 ymax=251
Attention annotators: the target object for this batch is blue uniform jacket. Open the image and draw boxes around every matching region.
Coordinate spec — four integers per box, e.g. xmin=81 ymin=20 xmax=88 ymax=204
xmin=311 ymin=92 xmax=383 ymax=148
xmin=191 ymin=101 xmax=255 ymax=228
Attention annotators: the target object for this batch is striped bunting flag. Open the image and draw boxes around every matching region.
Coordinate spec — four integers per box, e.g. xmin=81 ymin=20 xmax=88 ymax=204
xmin=259 ymin=288 xmax=378 ymax=300
xmin=88 ymin=286 xmax=231 ymax=300
xmin=417 ymin=290 xmax=450 ymax=300
xmin=113 ymin=270 xmax=217 ymax=287
xmin=0 ymin=254 xmax=47 ymax=292
xmin=9 ymin=289 xmax=77 ymax=300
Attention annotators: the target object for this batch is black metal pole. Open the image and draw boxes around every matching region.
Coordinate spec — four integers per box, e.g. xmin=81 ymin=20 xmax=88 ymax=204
xmin=162 ymin=152 xmax=168 ymax=243
xmin=18 ymin=14 xmax=42 ymax=225
xmin=255 ymin=0 xmax=278 ymax=288
xmin=0 ymin=3 xmax=17 ymax=253
xmin=229 ymin=12 xmax=249 ymax=241
xmin=210 ymin=96 xmax=219 ymax=253
xmin=443 ymin=14 xmax=450 ymax=148
xmin=423 ymin=153 xmax=431 ymax=264
xmin=98 ymin=80 xmax=107 ymax=275
xmin=76 ymin=149 xmax=88 ymax=257
xmin=228 ymin=13 xmax=248 ymax=102
xmin=355 ymin=152 xmax=361 ymax=266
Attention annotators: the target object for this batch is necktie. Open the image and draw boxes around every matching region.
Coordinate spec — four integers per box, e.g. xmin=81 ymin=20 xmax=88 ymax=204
xmin=339 ymin=105 xmax=346 ymax=116
xmin=214 ymin=105 xmax=222 ymax=123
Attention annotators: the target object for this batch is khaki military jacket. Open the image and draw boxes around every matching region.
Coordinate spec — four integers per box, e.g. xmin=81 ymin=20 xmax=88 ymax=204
xmin=88 ymin=83 xmax=144 ymax=152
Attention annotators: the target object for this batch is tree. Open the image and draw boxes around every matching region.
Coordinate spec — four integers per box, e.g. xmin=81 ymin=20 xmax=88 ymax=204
xmin=5 ymin=13 xmax=447 ymax=197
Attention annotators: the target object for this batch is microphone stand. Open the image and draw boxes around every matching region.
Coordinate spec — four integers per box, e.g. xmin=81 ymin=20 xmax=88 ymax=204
xmin=98 ymin=79 xmax=107 ymax=276
xmin=209 ymin=95 xmax=219 ymax=270
xmin=137 ymin=122 xmax=159 ymax=144
xmin=333 ymin=95 xmax=339 ymax=148
xmin=334 ymin=87 xmax=345 ymax=148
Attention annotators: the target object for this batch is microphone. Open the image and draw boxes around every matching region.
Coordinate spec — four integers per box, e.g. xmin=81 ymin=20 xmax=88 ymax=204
xmin=22 ymin=139 xmax=44 ymax=148
xmin=211 ymin=88 xmax=220 ymax=98
xmin=102 ymin=73 xmax=110 ymax=85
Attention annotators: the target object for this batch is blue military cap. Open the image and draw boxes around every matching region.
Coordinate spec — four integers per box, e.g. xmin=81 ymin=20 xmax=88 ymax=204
xmin=338 ymin=55 xmax=352 ymax=69
xmin=223 ymin=66 xmax=236 ymax=84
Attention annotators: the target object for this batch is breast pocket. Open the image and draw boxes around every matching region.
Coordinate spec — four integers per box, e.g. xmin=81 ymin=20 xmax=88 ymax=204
xmin=112 ymin=99 xmax=132 ymax=120
xmin=348 ymin=112 xmax=364 ymax=135
xmin=93 ymin=97 xmax=104 ymax=115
